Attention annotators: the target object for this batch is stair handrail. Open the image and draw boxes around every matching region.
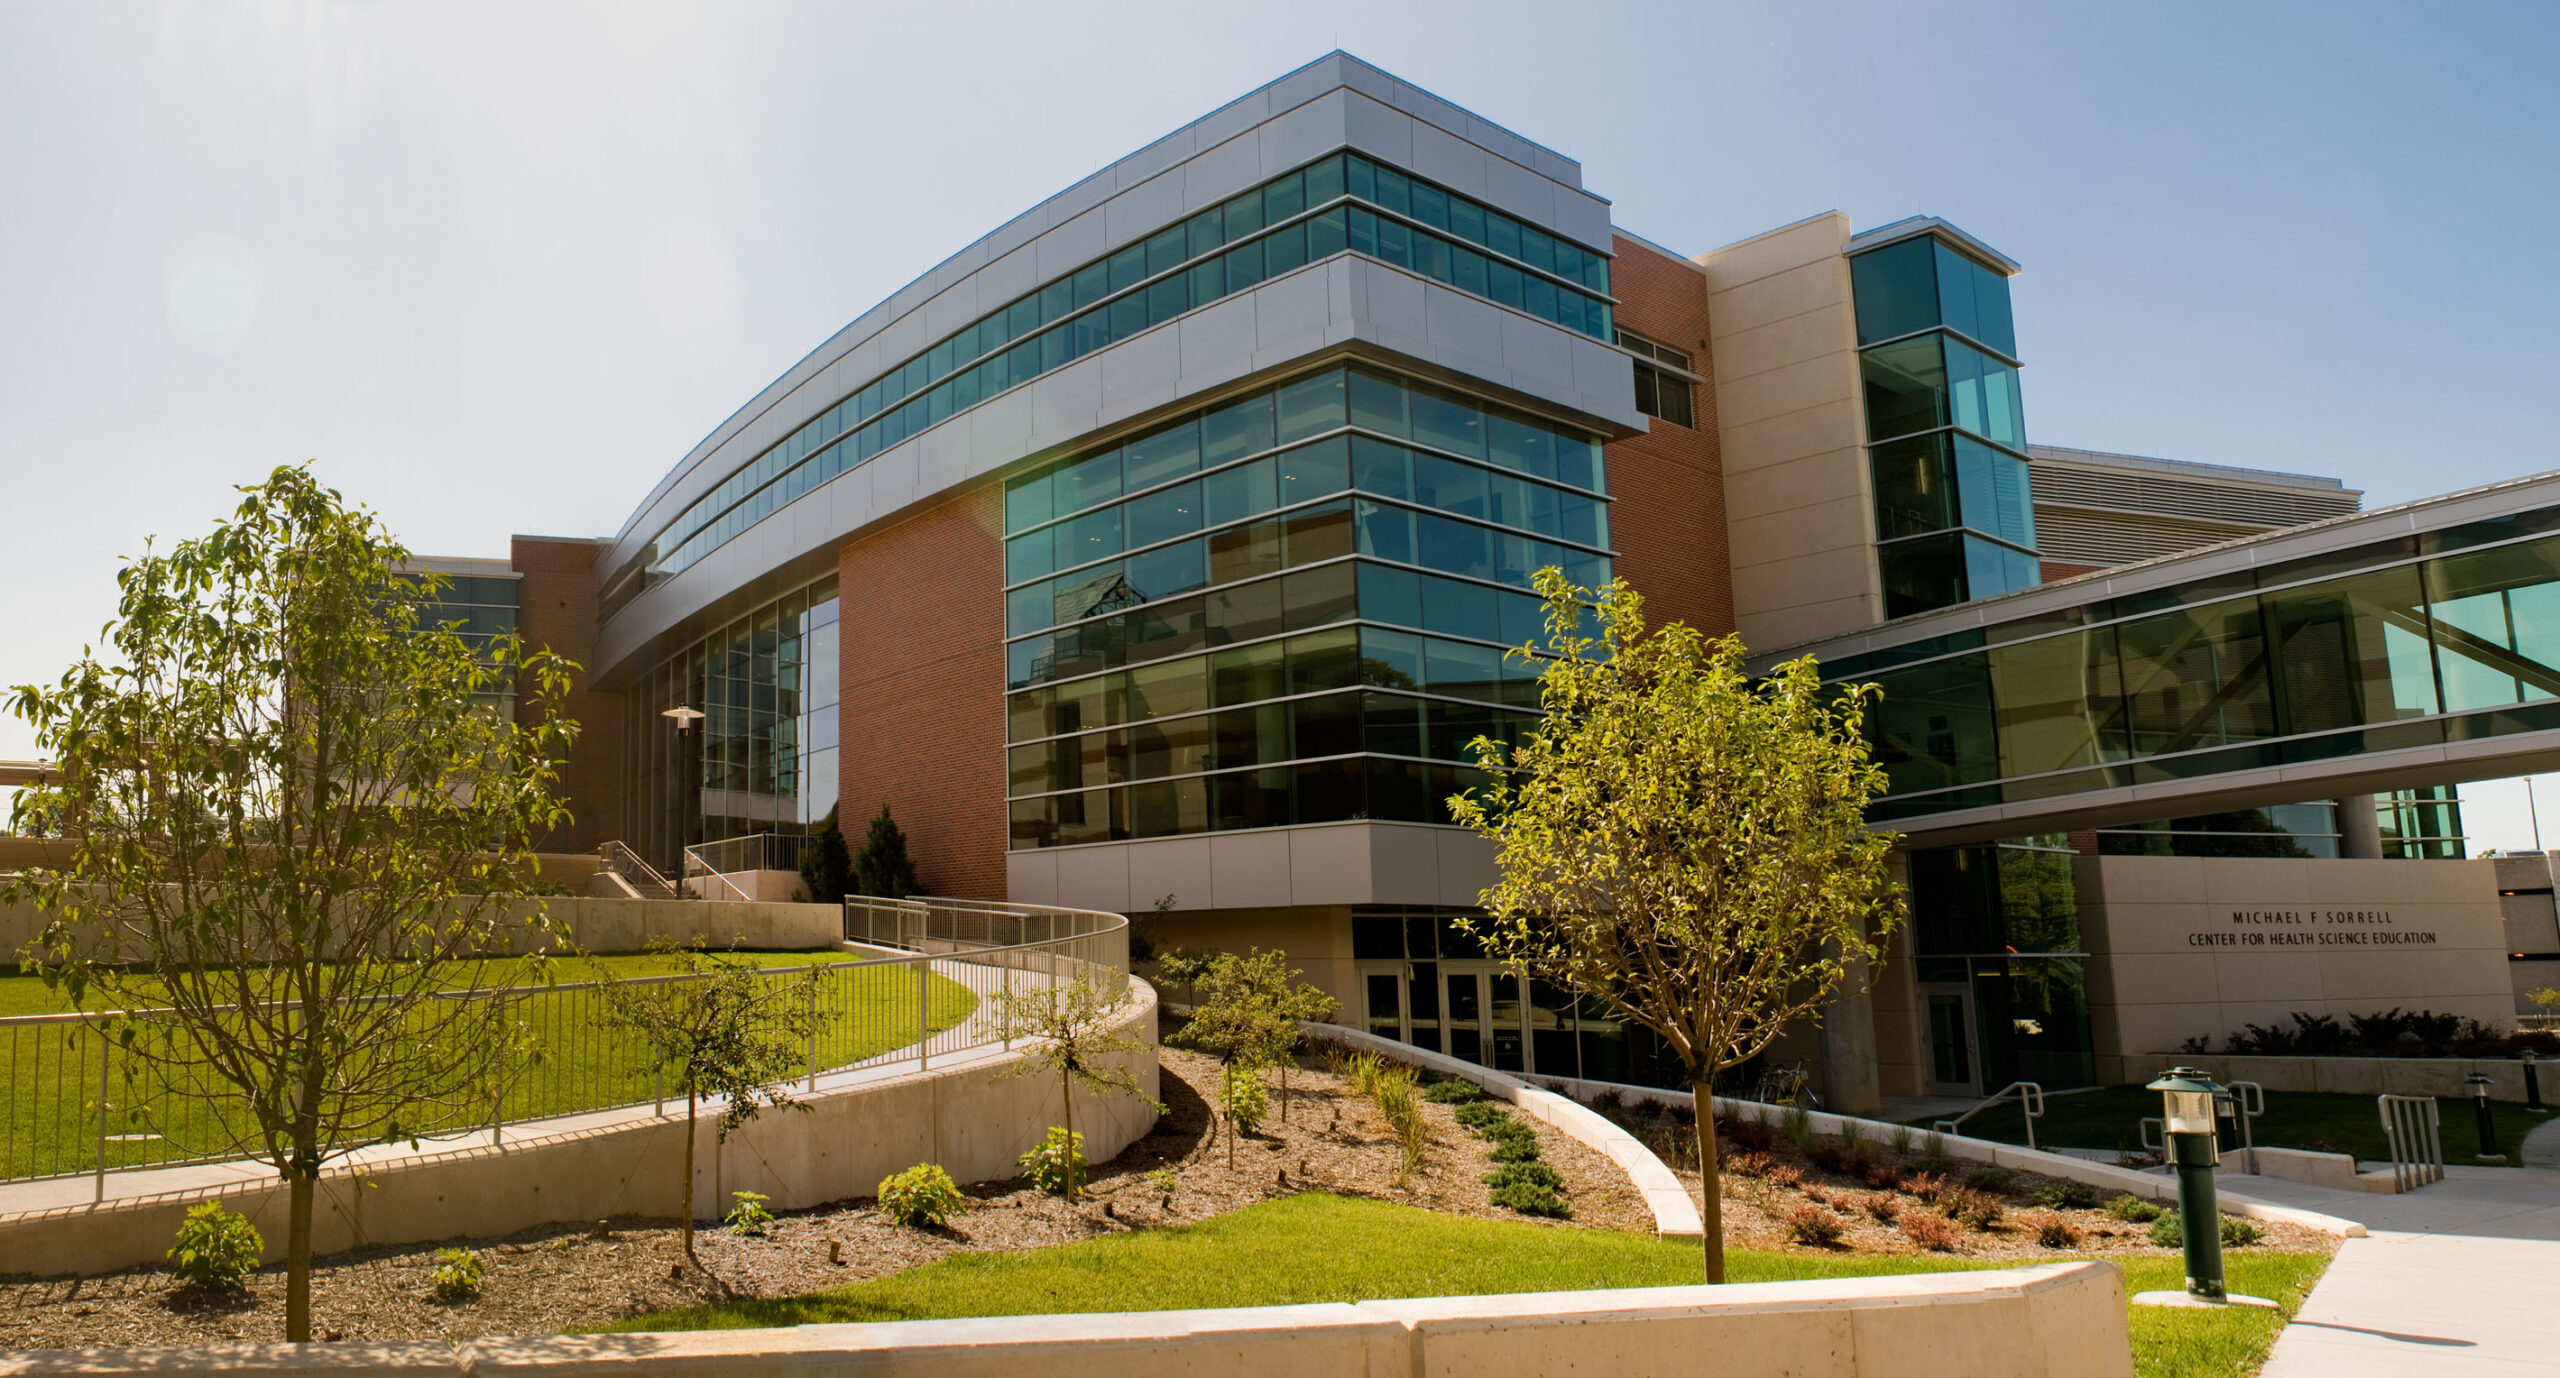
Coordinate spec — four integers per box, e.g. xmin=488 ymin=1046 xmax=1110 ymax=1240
xmin=1933 ymin=1080 xmax=2047 ymax=1151
xmin=596 ymin=840 xmax=678 ymax=900
xmin=680 ymin=844 xmax=754 ymax=902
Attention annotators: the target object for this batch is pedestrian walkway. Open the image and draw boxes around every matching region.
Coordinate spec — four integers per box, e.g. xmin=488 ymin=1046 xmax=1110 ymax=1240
xmin=2240 ymin=1162 xmax=2560 ymax=1377
xmin=2520 ymin=1113 xmax=2560 ymax=1169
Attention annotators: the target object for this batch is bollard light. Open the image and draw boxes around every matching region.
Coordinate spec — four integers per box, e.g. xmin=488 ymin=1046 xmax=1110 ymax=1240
xmin=2466 ymin=1072 xmax=2506 ymax=1163
xmin=2149 ymin=1067 xmax=2228 ymax=1301
xmin=2525 ymin=1050 xmax=2546 ymax=1114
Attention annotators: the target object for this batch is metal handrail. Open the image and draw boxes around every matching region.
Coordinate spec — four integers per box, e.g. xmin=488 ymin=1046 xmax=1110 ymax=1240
xmin=2223 ymin=1080 xmax=2266 ymax=1173
xmin=1934 ymin=1080 xmax=2047 ymax=1151
xmin=2378 ymin=1093 xmax=2445 ymax=1191
xmin=680 ymin=845 xmax=754 ymax=902
xmin=597 ymin=840 xmax=678 ymax=900
xmin=0 ymin=894 xmax=1130 ymax=1191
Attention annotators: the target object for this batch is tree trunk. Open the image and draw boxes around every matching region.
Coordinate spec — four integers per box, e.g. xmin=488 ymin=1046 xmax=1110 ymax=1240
xmin=681 ymin=1084 xmax=700 ymax=1272
xmin=1693 ymin=1079 xmax=1725 ymax=1284
xmin=1059 ymin=1065 xmax=1078 ymax=1196
xmin=284 ymin=1140 xmax=318 ymax=1341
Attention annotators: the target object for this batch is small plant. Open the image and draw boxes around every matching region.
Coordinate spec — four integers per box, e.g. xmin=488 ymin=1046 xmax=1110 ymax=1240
xmin=1148 ymin=1165 xmax=1180 ymax=1205
xmin=1785 ymin=1203 xmax=1845 ymax=1246
xmin=2151 ymin=1214 xmax=2267 ymax=1248
xmin=725 ymin=1190 xmax=776 ymax=1238
xmin=1937 ymin=1186 xmax=2004 ymax=1230
xmin=1490 ymin=1179 xmax=1573 ymax=1218
xmin=2030 ymin=1213 xmax=2082 ymax=1249
xmin=1898 ymin=1212 xmax=1960 ymax=1251
xmin=1726 ymin=1149 xmax=1777 ymax=1179
xmin=1221 ymin=1060 xmax=1271 ymax=1138
xmin=1763 ymin=1163 xmax=1804 ymax=1190
xmin=1591 ymin=1087 xmax=1624 ymax=1112
xmin=1888 ymin=1123 xmax=1915 ymax=1156
xmin=2034 ymin=1182 xmax=2099 ymax=1210
xmin=1422 ymin=1078 xmax=1486 ymax=1104
xmin=1486 ymin=1123 xmax=1544 ymax=1164
xmin=877 ymin=1164 xmax=964 ymax=1228
xmin=1780 ymin=1102 xmax=1815 ymax=1152
xmin=1799 ymin=1183 xmax=1835 ymax=1207
xmin=1454 ymin=1101 xmax=1510 ymax=1130
xmin=1962 ymin=1166 xmax=2019 ymax=1195
xmin=1902 ymin=1170 xmax=1946 ymax=1204
xmin=1371 ymin=1065 xmax=1428 ymax=1184
xmin=1485 ymin=1160 xmax=1566 ymax=1192
xmin=1838 ymin=1119 xmax=1865 ymax=1151
xmin=1857 ymin=1159 xmax=1903 ymax=1190
xmin=1019 ymin=1126 xmax=1085 ymax=1195
xmin=431 ymin=1247 xmax=486 ymax=1301
xmin=1809 ymin=1140 xmax=1882 ymax=1180
xmin=167 ymin=1202 xmax=262 ymax=1292
xmin=2105 ymin=1194 xmax=2164 ymax=1224
xmin=1345 ymin=1050 xmax=1386 ymax=1098
xmin=1860 ymin=1191 xmax=1902 ymax=1223
xmin=1722 ymin=1115 xmax=1778 ymax=1154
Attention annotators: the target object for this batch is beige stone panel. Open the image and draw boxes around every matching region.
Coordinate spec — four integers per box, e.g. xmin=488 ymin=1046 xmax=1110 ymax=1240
xmin=1706 ymin=263 xmax=1851 ymax=340
xmin=1723 ymin=453 xmax=1868 ymax=521
xmin=1284 ymin=824 xmax=1374 ymax=908
xmin=1207 ymin=832 xmax=1293 ymax=908
xmin=1369 ymin=823 xmax=1447 ymax=905
xmin=1737 ymin=595 xmax=1881 ymax=655
xmin=2111 ymin=1001 xmax=2231 ymax=1055
xmin=1729 ymin=545 xmax=1878 ymax=609
xmin=1715 ymin=352 xmax=1861 ymax=429
xmin=1726 ymin=493 xmax=1874 ymax=573
xmin=2105 ymin=952 xmax=2222 ymax=1007
xmin=2210 ymin=952 xmax=2328 ymax=1005
xmin=1695 ymin=211 xmax=1849 ymax=290
xmin=1710 ymin=304 xmax=1860 ymax=386
xmin=1719 ymin=404 xmax=1864 ymax=475
xmin=1125 ymin=836 xmax=1215 ymax=913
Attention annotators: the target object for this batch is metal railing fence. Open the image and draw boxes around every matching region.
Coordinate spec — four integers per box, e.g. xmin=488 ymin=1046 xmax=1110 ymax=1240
xmin=2377 ymin=1093 xmax=2445 ymax=1192
xmin=0 ymin=895 xmax=1127 ymax=1193
xmin=597 ymin=840 xmax=679 ymax=900
xmin=684 ymin=832 xmax=814 ymax=881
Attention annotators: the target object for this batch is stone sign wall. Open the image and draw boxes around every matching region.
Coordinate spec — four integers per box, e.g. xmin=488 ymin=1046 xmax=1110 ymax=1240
xmin=2077 ymin=854 xmax=2514 ymax=1083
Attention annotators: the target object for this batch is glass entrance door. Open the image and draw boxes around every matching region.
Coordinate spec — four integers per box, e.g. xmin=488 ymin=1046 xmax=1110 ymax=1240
xmin=1924 ymin=985 xmax=1980 ymax=1096
xmin=1443 ymin=968 xmax=1483 ymax=1062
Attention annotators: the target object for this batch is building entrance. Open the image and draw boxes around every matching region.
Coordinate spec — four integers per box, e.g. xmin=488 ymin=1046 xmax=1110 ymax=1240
xmin=1923 ymin=983 xmax=1981 ymax=1096
xmin=1354 ymin=960 xmax=1531 ymax=1074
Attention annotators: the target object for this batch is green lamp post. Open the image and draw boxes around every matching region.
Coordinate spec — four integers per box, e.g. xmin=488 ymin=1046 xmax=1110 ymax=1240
xmin=2149 ymin=1067 xmax=2229 ymax=1301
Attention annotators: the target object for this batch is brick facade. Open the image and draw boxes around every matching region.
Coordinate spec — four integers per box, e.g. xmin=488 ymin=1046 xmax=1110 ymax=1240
xmin=1602 ymin=236 xmax=1735 ymax=638
xmin=833 ymin=487 xmax=1010 ymax=899
xmin=509 ymin=536 xmax=626 ymax=855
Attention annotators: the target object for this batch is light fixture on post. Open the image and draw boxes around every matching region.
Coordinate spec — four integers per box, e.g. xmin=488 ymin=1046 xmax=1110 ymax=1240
xmin=661 ymin=706 xmax=705 ymax=735
xmin=2130 ymin=1066 xmax=2275 ymax=1312
xmin=2465 ymin=1073 xmax=2506 ymax=1164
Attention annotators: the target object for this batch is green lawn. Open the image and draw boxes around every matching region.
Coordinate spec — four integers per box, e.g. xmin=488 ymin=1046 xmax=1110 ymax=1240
xmin=0 ymin=950 xmax=975 ymax=1182
xmin=607 ymin=1194 xmax=2328 ymax=1378
xmin=1908 ymin=1083 xmax=2547 ymax=1167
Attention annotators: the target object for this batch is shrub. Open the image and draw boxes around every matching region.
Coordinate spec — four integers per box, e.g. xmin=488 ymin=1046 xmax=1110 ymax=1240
xmin=1785 ymin=1204 xmax=1845 ymax=1246
xmin=2030 ymin=1213 xmax=2083 ymax=1249
xmin=1962 ymin=1166 xmax=2019 ymax=1195
xmin=1667 ymin=1103 xmax=1697 ymax=1129
xmin=2150 ymin=1214 xmax=2267 ymax=1248
xmin=1938 ymin=1186 xmax=2004 ymax=1230
xmin=431 ymin=1247 xmax=486 ymax=1301
xmin=725 ymin=1190 xmax=776 ymax=1237
xmin=877 ymin=1164 xmax=964 ymax=1228
xmin=1860 ymin=1191 xmax=1902 ymax=1223
xmin=1902 ymin=1171 xmax=1946 ymax=1204
xmin=1888 ymin=1124 xmax=1915 ymax=1156
xmin=1720 ymin=1115 xmax=1778 ymax=1154
xmin=1422 ymin=1078 xmax=1485 ymax=1104
xmin=1763 ymin=1163 xmax=1804 ymax=1190
xmin=1726 ymin=1150 xmax=1778 ymax=1179
xmin=1857 ymin=1159 xmax=1903 ymax=1190
xmin=167 ymin=1202 xmax=262 ymax=1291
xmin=1454 ymin=1101 xmax=1510 ymax=1131
xmin=2105 ymin=1193 xmax=2164 ymax=1224
xmin=1490 ymin=1180 xmax=1573 ymax=1218
xmin=1372 ymin=1066 xmax=1428 ymax=1182
xmin=1591 ymin=1087 xmax=1625 ymax=1113
xmin=1485 ymin=1161 xmax=1565 ymax=1192
xmin=1781 ymin=1103 xmax=1815 ymax=1152
xmin=1898 ymin=1212 xmax=1959 ymax=1251
xmin=2034 ymin=1182 xmax=2099 ymax=1210
xmin=1799 ymin=1183 xmax=1835 ymax=1207
xmin=1148 ymin=1165 xmax=1180 ymax=1203
xmin=1345 ymin=1051 xmax=1386 ymax=1097
xmin=1221 ymin=1061 xmax=1270 ymax=1137
xmin=1487 ymin=1126 xmax=1545 ymax=1164
xmin=1019 ymin=1126 xmax=1085 ymax=1195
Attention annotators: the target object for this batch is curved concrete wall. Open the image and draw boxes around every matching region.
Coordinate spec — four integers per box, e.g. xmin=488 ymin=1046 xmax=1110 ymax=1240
xmin=0 ymin=979 xmax=1159 ymax=1277
xmin=0 ymin=1260 xmax=2133 ymax=1377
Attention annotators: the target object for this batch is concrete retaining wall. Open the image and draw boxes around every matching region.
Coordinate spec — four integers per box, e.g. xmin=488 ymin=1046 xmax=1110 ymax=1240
xmin=0 ymin=1260 xmax=2132 ymax=1377
xmin=2141 ymin=1051 xmax=2548 ymax=1105
xmin=0 ymin=980 xmax=1159 ymax=1277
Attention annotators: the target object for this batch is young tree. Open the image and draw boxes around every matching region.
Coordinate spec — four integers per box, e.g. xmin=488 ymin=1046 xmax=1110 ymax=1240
xmin=4 ymin=466 xmax=580 ymax=1340
xmin=986 ymin=973 xmax=1160 ymax=1195
xmin=1164 ymin=947 xmax=1338 ymax=1131
xmin=849 ymin=804 xmax=919 ymax=899
xmin=594 ymin=940 xmax=818 ymax=1276
xmin=1450 ymin=570 xmax=1903 ymax=1284
xmin=798 ymin=806 xmax=852 ymax=904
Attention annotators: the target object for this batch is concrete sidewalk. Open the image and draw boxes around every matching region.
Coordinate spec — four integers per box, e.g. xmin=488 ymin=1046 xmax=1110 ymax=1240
xmin=2238 ymin=1163 xmax=2560 ymax=1377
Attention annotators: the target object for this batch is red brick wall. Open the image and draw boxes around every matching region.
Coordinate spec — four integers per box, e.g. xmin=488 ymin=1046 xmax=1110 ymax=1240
xmin=510 ymin=536 xmax=626 ymax=854
xmin=1604 ymin=236 xmax=1734 ymax=638
xmin=834 ymin=487 xmax=1010 ymax=899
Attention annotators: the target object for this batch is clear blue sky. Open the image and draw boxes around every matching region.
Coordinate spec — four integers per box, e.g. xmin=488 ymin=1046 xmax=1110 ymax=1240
xmin=2 ymin=1 xmax=2556 ymax=836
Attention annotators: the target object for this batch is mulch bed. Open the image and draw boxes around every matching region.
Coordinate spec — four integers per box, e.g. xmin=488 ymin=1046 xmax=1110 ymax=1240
xmin=0 ymin=1032 xmax=1644 ymax=1350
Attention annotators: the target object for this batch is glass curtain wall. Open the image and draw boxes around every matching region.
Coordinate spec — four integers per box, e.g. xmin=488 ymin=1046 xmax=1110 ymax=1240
xmin=1838 ymin=520 xmax=2560 ymax=820
xmin=410 ymin=570 xmax=521 ymax=715
xmin=1004 ymin=365 xmax=1610 ymax=848
xmin=1907 ymin=835 xmax=2097 ymax=1090
xmin=1849 ymin=234 xmax=2040 ymax=616
xmin=624 ymin=576 xmax=841 ymax=871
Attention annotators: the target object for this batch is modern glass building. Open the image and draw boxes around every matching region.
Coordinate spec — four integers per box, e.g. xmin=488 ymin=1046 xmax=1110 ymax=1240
xmin=434 ymin=52 xmax=2546 ymax=1110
